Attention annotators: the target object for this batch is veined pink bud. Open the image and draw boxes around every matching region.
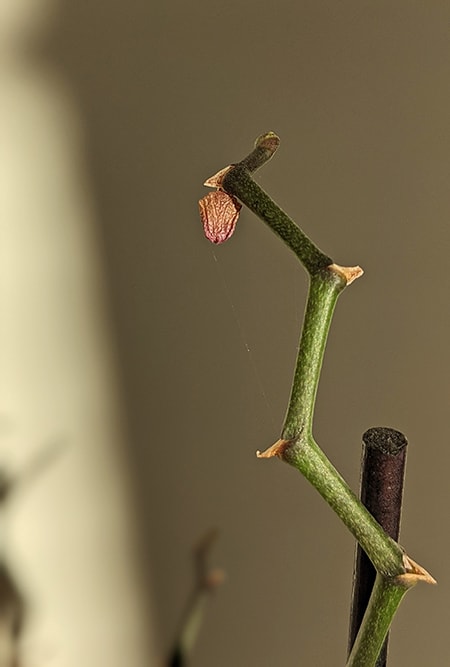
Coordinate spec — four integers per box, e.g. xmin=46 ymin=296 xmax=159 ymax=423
xmin=198 ymin=190 xmax=242 ymax=244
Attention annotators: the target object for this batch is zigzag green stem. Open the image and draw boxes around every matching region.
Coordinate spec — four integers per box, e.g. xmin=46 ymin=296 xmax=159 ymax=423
xmin=278 ymin=272 xmax=405 ymax=576
xmin=223 ymin=135 xmax=406 ymax=577
xmin=216 ymin=133 xmax=434 ymax=666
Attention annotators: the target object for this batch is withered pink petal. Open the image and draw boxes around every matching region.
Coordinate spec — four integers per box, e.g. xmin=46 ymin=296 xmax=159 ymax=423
xmin=198 ymin=190 xmax=242 ymax=244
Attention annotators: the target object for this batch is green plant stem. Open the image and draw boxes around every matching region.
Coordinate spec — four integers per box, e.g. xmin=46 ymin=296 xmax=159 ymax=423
xmin=214 ymin=133 xmax=434 ymax=666
xmin=285 ymin=435 xmax=406 ymax=577
xmin=281 ymin=270 xmax=344 ymax=439
xmin=278 ymin=274 xmax=405 ymax=576
xmin=346 ymin=573 xmax=411 ymax=667
xmin=169 ymin=588 xmax=209 ymax=667
xmin=223 ymin=164 xmax=332 ymax=272
xmin=222 ymin=136 xmax=406 ymax=577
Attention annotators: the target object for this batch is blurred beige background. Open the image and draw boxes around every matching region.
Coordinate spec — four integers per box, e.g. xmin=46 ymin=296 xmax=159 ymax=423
xmin=1 ymin=1 xmax=449 ymax=665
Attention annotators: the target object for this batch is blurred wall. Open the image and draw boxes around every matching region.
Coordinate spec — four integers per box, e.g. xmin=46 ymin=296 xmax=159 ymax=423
xmin=2 ymin=1 xmax=450 ymax=666
xmin=0 ymin=1 xmax=157 ymax=665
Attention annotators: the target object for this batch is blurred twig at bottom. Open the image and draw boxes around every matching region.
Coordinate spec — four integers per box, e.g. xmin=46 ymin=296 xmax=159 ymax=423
xmin=168 ymin=529 xmax=224 ymax=667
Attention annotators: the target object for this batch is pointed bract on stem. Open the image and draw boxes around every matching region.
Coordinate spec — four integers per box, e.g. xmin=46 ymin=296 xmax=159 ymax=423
xmin=203 ymin=166 xmax=234 ymax=189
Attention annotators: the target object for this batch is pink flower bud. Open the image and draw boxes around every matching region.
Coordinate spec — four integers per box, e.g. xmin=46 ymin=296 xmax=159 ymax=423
xmin=198 ymin=190 xmax=242 ymax=244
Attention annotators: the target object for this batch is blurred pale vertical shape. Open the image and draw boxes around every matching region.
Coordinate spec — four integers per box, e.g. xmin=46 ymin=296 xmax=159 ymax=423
xmin=0 ymin=1 xmax=158 ymax=666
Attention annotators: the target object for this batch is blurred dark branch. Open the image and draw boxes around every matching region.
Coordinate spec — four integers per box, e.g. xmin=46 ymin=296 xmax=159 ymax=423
xmin=168 ymin=529 xmax=224 ymax=667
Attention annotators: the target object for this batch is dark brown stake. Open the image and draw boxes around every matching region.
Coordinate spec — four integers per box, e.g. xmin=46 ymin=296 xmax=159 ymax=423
xmin=348 ymin=427 xmax=408 ymax=666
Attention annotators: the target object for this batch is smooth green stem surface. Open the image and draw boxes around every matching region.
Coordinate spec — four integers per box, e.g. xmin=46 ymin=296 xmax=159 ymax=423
xmin=346 ymin=573 xmax=411 ymax=667
xmin=285 ymin=436 xmax=405 ymax=577
xmin=282 ymin=271 xmax=344 ymax=439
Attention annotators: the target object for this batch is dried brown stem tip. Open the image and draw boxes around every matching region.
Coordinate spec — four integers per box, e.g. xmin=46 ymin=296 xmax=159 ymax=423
xmin=254 ymin=131 xmax=280 ymax=153
xmin=240 ymin=131 xmax=281 ymax=173
xmin=199 ymin=132 xmax=280 ymax=244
